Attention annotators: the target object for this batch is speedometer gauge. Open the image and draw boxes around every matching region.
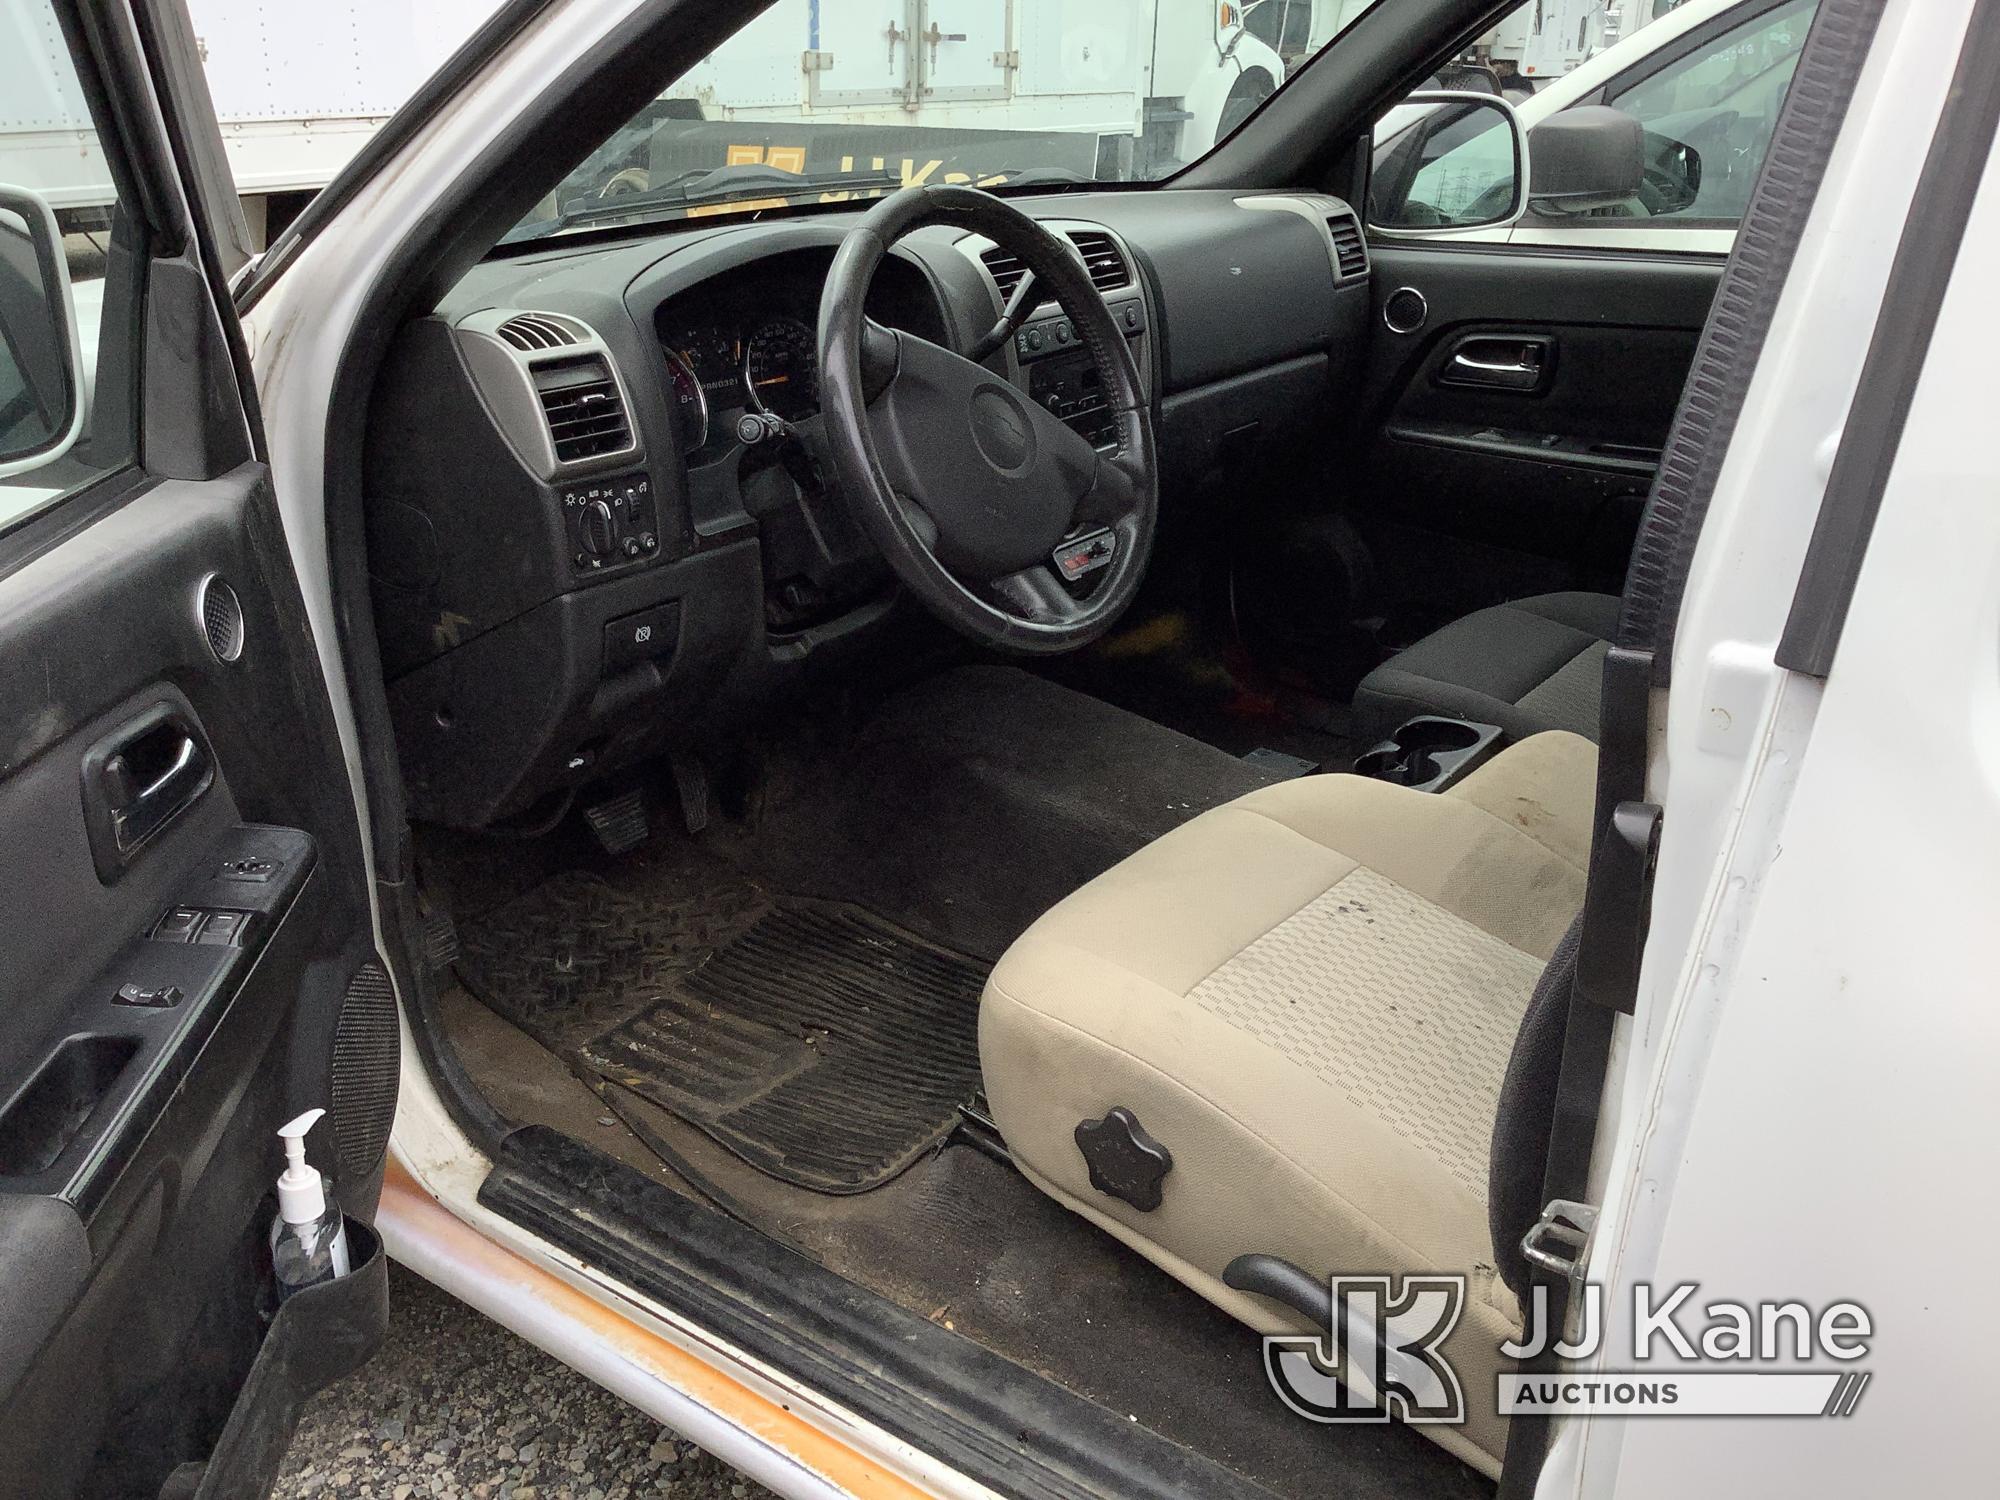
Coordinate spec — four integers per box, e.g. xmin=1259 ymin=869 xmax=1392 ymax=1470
xmin=662 ymin=346 xmax=709 ymax=454
xmin=744 ymin=319 xmax=818 ymax=420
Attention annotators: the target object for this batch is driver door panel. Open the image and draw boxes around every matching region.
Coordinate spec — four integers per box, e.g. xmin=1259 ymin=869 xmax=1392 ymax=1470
xmin=0 ymin=3 xmax=390 ymax=1495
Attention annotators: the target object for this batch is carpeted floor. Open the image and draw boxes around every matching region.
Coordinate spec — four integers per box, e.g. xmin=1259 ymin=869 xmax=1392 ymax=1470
xmin=736 ymin=662 xmax=1283 ymax=959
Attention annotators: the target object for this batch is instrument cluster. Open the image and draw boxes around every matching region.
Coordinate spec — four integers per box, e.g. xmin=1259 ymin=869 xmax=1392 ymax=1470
xmin=653 ymin=246 xmax=951 ymax=463
xmin=660 ymin=313 xmax=819 ymax=458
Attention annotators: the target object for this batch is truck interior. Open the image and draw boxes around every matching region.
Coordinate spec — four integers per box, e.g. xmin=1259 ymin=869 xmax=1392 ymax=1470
xmin=310 ymin=0 xmax=1808 ymax=1495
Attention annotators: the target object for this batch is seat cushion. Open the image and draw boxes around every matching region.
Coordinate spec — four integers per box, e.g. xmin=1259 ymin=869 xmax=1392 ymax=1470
xmin=1354 ymin=591 xmax=1620 ymax=744
xmin=979 ymin=732 xmax=1597 ymax=1476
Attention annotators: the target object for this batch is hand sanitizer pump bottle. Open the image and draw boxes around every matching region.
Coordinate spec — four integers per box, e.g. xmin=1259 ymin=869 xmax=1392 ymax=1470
xmin=270 ymin=1107 xmax=352 ymax=1299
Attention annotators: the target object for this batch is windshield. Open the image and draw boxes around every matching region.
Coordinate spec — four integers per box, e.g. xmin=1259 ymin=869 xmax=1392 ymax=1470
xmin=506 ymin=0 xmax=1387 ymax=242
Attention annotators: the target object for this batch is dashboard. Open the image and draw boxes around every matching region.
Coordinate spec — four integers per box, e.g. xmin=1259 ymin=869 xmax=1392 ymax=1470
xmin=361 ymin=192 xmax=1374 ymax=829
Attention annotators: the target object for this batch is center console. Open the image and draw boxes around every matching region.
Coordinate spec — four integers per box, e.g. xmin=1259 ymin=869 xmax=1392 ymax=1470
xmin=1353 ymin=716 xmax=1504 ymax=793
xmin=1013 ymin=298 xmax=1148 ymax=450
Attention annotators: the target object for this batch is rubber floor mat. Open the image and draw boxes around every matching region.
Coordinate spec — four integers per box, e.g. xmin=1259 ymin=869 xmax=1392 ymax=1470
xmin=470 ymin=890 xmax=990 ymax=1193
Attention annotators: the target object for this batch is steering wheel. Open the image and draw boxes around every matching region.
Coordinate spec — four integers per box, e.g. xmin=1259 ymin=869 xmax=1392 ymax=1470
xmin=816 ymin=185 xmax=1157 ymax=653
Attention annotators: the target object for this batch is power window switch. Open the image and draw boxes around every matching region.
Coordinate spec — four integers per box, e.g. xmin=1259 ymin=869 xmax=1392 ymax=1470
xmin=194 ymin=909 xmax=252 ymax=947
xmin=115 ymin=982 xmax=184 ymax=1009
xmin=153 ymin=907 xmax=205 ymax=943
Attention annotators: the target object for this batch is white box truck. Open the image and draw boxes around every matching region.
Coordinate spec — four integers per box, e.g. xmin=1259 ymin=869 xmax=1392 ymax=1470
xmin=2 ymin=0 xmax=496 ymax=242
xmin=9 ymin=0 xmax=1299 ymax=241
xmin=642 ymin=0 xmax=1295 ymax=185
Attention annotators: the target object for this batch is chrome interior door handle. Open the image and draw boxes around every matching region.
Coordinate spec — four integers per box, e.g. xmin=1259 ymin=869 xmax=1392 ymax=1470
xmin=1439 ymin=335 xmax=1554 ymax=392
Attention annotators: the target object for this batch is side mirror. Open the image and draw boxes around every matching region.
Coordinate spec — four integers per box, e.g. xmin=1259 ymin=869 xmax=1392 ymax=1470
xmin=1526 ymin=105 xmax=1646 ymax=215
xmin=0 ymin=185 xmax=86 ymax=479
xmin=1641 ymin=133 xmax=1703 ymax=215
xmin=1369 ymin=92 xmax=1530 ymax=234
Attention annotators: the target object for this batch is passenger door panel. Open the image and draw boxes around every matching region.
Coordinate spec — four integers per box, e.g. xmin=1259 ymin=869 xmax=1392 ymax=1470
xmin=1354 ymin=243 xmax=1722 ymax=607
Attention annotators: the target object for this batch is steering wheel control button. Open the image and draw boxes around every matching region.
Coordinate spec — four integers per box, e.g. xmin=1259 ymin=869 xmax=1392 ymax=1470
xmin=115 ymin=982 xmax=185 ymax=1009
xmin=1053 ymin=529 xmax=1117 ymax=582
xmin=603 ymin=603 xmax=681 ymax=675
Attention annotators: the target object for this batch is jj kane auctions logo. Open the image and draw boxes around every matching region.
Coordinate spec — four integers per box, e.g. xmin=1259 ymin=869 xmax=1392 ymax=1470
xmin=1263 ymin=1277 xmax=1873 ymax=1423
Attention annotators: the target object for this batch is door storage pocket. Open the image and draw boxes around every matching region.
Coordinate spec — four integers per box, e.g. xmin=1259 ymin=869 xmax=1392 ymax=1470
xmin=184 ymin=1220 xmax=388 ymax=1500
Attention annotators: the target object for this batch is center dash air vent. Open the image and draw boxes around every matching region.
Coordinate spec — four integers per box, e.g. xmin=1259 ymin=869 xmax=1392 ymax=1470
xmin=982 ymin=231 xmax=1131 ymax=300
xmin=533 ymin=356 xmax=631 ymax=464
xmin=496 ymin=312 xmax=580 ymax=351
xmin=1068 ymin=231 xmax=1130 ymax=292
xmin=1327 ymin=211 xmax=1368 ymax=281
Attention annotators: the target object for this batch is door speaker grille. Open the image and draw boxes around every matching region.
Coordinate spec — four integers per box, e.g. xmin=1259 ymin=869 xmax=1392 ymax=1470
xmin=198 ymin=575 xmax=245 ymax=662
xmin=330 ymin=963 xmax=400 ymax=1179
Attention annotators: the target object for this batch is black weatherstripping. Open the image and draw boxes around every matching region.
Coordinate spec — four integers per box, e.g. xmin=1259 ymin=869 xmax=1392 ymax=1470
xmin=1616 ymin=0 xmax=1889 ymax=680
xmin=1778 ymin=0 xmax=2000 ymax=676
xmin=481 ymin=1126 xmax=1286 ymax=1500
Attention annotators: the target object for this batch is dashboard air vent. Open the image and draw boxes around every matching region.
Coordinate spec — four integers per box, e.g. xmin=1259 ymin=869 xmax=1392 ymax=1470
xmin=1069 ymin=231 xmax=1130 ymax=292
xmin=533 ymin=356 xmax=630 ymax=464
xmin=1327 ymin=212 xmax=1368 ymax=281
xmin=497 ymin=312 xmax=579 ymax=351
xmin=980 ymin=245 xmax=1030 ymax=301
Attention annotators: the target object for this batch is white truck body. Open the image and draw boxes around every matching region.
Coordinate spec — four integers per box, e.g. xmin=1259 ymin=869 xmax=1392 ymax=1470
xmin=670 ymin=0 xmax=1289 ymax=175
xmin=5 ymin=0 xmax=1289 ymax=234
xmin=1 ymin=0 xmax=496 ymax=230
xmin=1484 ymin=0 xmax=1614 ymax=81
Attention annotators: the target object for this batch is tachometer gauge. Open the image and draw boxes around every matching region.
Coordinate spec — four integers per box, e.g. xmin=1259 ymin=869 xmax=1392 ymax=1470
xmin=744 ymin=318 xmax=818 ymax=420
xmin=662 ymin=346 xmax=709 ymax=454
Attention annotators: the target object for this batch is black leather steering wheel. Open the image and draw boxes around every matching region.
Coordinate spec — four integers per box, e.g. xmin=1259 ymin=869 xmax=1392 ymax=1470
xmin=816 ymin=185 xmax=1158 ymax=653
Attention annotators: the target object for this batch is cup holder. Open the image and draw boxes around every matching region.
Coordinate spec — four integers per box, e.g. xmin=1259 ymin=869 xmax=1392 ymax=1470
xmin=1352 ymin=716 xmax=1503 ymax=793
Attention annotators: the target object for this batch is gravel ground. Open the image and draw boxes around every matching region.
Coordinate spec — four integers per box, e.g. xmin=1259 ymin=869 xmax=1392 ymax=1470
xmin=273 ymin=1261 xmax=778 ymax=1500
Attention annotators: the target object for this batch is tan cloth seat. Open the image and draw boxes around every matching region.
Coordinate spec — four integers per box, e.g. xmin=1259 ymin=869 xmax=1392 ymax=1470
xmin=978 ymin=732 xmax=1597 ymax=1475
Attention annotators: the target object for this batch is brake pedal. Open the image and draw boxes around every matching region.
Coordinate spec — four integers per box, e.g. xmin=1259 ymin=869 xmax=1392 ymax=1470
xmin=583 ymin=789 xmax=649 ymax=855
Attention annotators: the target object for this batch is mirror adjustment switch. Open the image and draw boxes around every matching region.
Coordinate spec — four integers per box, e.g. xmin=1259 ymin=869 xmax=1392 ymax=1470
xmin=220 ymin=855 xmax=279 ymax=882
xmin=153 ymin=907 xmax=205 ymax=942
xmin=193 ymin=909 xmax=251 ymax=946
xmin=115 ymin=982 xmax=184 ymax=1009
